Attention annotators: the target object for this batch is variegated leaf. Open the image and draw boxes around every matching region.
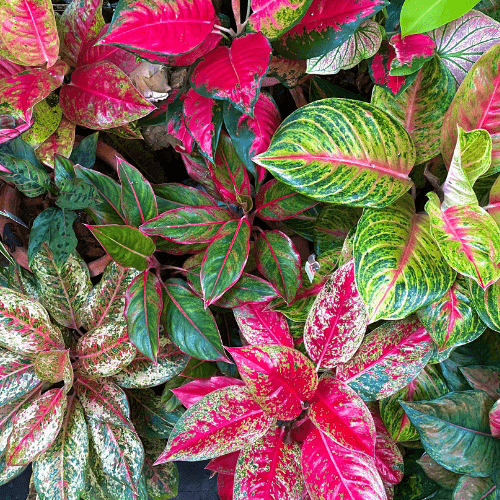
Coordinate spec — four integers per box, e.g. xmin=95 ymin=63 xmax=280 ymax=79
xmin=0 ymin=287 xmax=64 ymax=354
xmin=233 ymin=423 xmax=303 ymax=500
xmin=35 ymin=117 xmax=76 ymax=168
xmin=460 ymin=365 xmax=500 ymax=400
xmin=388 ymin=33 xmax=436 ymax=76
xmin=34 ymin=349 xmax=73 ymax=390
xmin=32 ymin=397 xmax=89 ymax=500
xmin=304 ymin=260 xmax=368 ymax=369
xmin=215 ymin=273 xmax=279 ymax=308
xmin=0 ymin=152 xmax=50 ymax=198
xmin=307 ymin=20 xmax=383 ymax=75
xmin=254 ymin=98 xmax=415 ymax=208
xmin=31 ymin=248 xmax=92 ymax=329
xmin=226 ymin=344 xmax=318 ymax=420
xmin=21 ymin=99 xmax=62 ymax=148
xmin=0 ymin=455 xmax=26 ymax=486
xmin=336 ymin=316 xmax=435 ymax=400
xmin=265 ymin=56 xmax=307 ymax=88
xmin=453 ymin=475 xmax=497 ymax=500
xmin=355 ymin=194 xmax=455 ymax=322
xmin=7 ymin=388 xmax=66 ymax=465
xmin=77 ymin=320 xmax=136 ymax=378
xmin=416 ymin=453 xmax=460 ymax=491
xmin=155 ymin=386 xmax=275 ymax=463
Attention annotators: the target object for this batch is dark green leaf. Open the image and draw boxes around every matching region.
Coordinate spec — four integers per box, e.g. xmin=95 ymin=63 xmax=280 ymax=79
xmin=70 ymin=133 xmax=98 ymax=169
xmin=56 ymin=178 xmax=102 ymax=210
xmin=0 ymin=153 xmax=50 ymax=197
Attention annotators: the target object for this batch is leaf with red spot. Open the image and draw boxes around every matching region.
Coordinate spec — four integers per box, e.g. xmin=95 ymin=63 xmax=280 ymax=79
xmin=59 ymin=61 xmax=155 ymax=130
xmin=308 ymin=376 xmax=376 ymax=457
xmin=0 ymin=61 xmax=67 ymax=122
xmin=226 ymin=344 xmax=318 ymax=420
xmin=209 ymin=132 xmax=252 ymax=210
xmin=223 ymin=92 xmax=281 ymax=184
xmin=59 ymin=0 xmax=104 ymax=66
xmin=301 ymin=427 xmax=386 ymax=500
xmin=35 ymin=117 xmax=76 ymax=168
xmin=155 ymin=385 xmax=275 ymax=463
xmin=265 ymin=56 xmax=307 ymax=88
xmin=389 ymin=33 xmax=436 ymax=76
xmin=233 ymin=302 xmax=293 ymax=348
xmin=201 ymin=218 xmax=251 ymax=307
xmin=417 ymin=276 xmax=486 ymax=355
xmin=0 ymin=0 xmax=59 ymax=68
xmin=99 ymin=0 xmax=216 ymax=56
xmin=233 ymin=423 xmax=304 ymax=500
xmin=255 ymin=230 xmax=302 ymax=304
xmin=460 ymin=365 xmax=500 ymax=401
xmin=304 ymin=260 xmax=368 ymax=369
xmin=171 ymin=376 xmax=245 ymax=409
xmin=274 ymin=0 xmax=388 ymax=60
xmin=6 ymin=388 xmax=66 ymax=466
xmin=183 ymin=89 xmax=223 ymax=163
xmin=191 ymin=32 xmax=272 ymax=116
xmin=336 ymin=316 xmax=435 ymax=400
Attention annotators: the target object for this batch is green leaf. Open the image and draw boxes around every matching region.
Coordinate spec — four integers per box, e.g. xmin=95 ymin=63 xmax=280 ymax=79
xmin=152 ymin=183 xmax=217 ymax=212
xmin=28 ymin=208 xmax=78 ymax=270
xmin=460 ymin=365 xmax=500 ymax=400
xmin=142 ymin=437 xmax=178 ymax=500
xmin=30 ymin=247 xmax=92 ymax=329
xmin=401 ymin=391 xmax=500 ymax=476
xmin=163 ymin=279 xmax=226 ymax=362
xmin=354 ymin=194 xmax=455 ymax=322
xmin=453 ymin=476 xmax=496 ymax=499
xmin=125 ymin=271 xmax=163 ymax=361
xmin=253 ymin=98 xmax=415 ymax=208
xmin=32 ymin=397 xmax=89 ymax=500
xmin=416 ymin=453 xmax=461 ymax=491
xmin=54 ymin=156 xmax=75 ymax=187
xmin=201 ymin=218 xmax=250 ymax=307
xmin=56 ymin=178 xmax=102 ymax=210
xmin=0 ymin=153 xmax=50 ymax=197
xmin=70 ymin=133 xmax=98 ymax=169
xmin=400 ymin=0 xmax=478 ymax=36
xmin=214 ymin=273 xmax=279 ymax=308
xmin=21 ymin=99 xmax=62 ymax=148
xmin=86 ymin=225 xmax=155 ymax=271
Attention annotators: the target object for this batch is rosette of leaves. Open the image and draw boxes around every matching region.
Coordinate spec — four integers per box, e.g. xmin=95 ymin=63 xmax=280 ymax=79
xmin=0 ymin=248 xmax=188 ymax=500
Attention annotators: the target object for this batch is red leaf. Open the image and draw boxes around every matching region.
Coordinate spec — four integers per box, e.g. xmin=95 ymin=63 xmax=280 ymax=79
xmin=171 ymin=376 xmax=245 ymax=408
xmin=226 ymin=344 xmax=318 ymax=420
xmin=308 ymin=376 xmax=376 ymax=457
xmin=218 ymin=472 xmax=235 ymax=500
xmin=233 ymin=302 xmax=294 ymax=348
xmin=166 ymin=97 xmax=195 ymax=154
xmin=206 ymin=450 xmax=240 ymax=474
xmin=59 ymin=61 xmax=155 ymax=129
xmin=99 ymin=0 xmax=216 ymax=56
xmin=389 ymin=33 xmax=436 ymax=76
xmin=191 ymin=32 xmax=272 ymax=116
xmin=0 ymin=56 xmax=26 ymax=79
xmin=301 ymin=427 xmax=386 ymax=500
xmin=304 ymin=260 xmax=368 ymax=369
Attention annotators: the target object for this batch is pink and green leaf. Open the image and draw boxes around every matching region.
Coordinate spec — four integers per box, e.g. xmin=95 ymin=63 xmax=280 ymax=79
xmin=460 ymin=365 xmax=500 ymax=400
xmin=215 ymin=273 xmax=279 ymax=308
xmin=489 ymin=400 xmax=500 ymax=438
xmin=389 ymin=33 xmax=436 ymax=76
xmin=453 ymin=476 xmax=497 ymax=500
xmin=416 ymin=453 xmax=460 ymax=491
xmin=35 ymin=116 xmax=76 ymax=168
xmin=34 ymin=349 xmax=73 ymax=390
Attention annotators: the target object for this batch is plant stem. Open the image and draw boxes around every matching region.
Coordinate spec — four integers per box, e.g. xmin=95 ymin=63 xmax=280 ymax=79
xmin=214 ymin=24 xmax=236 ymax=38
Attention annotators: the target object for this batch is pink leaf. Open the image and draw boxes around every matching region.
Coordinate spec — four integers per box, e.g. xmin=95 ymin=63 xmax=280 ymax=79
xmin=36 ymin=117 xmax=75 ymax=168
xmin=0 ymin=56 xmax=26 ymax=79
xmin=233 ymin=302 xmax=294 ymax=348
xmin=166 ymin=97 xmax=195 ymax=154
xmin=218 ymin=472 xmax=235 ymax=500
xmin=304 ymin=260 xmax=368 ymax=369
xmin=206 ymin=450 xmax=240 ymax=475
xmin=226 ymin=344 xmax=318 ymax=420
xmin=490 ymin=400 xmax=500 ymax=438
xmin=191 ymin=32 xmax=272 ymax=116
xmin=389 ymin=33 xmax=436 ymax=76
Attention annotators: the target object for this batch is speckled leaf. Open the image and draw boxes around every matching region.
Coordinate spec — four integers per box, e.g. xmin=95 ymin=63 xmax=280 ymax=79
xmin=7 ymin=388 xmax=66 ymax=466
xmin=355 ymin=194 xmax=454 ymax=322
xmin=80 ymin=262 xmax=139 ymax=331
xmin=304 ymin=260 xmax=367 ymax=368
xmin=308 ymin=376 xmax=376 ymax=457
xmin=441 ymin=44 xmax=500 ymax=175
xmin=125 ymin=271 xmax=162 ymax=361
xmin=417 ymin=276 xmax=486 ymax=354
xmin=379 ymin=364 xmax=449 ymax=442
xmin=164 ymin=278 xmax=226 ymax=361
xmin=226 ymin=344 xmax=318 ymax=420
xmin=21 ymin=99 xmax=62 ymax=148
xmin=266 ymin=56 xmax=307 ymax=88
xmin=0 ymin=0 xmax=59 ymax=67
xmin=425 ymin=192 xmax=500 ymax=289
xmin=301 ymin=427 xmax=386 ymax=500
xmin=401 ymin=391 xmax=500 ymax=476
xmin=469 ymin=276 xmax=500 ymax=332
xmin=0 ymin=152 xmax=50 ymax=197
xmin=336 ymin=316 xmax=435 ymax=400
xmin=0 ymin=287 xmax=64 ymax=354
xmin=215 ymin=273 xmax=279 ymax=308
xmin=155 ymin=385 xmax=275 ymax=463
xmin=85 ymin=225 xmax=155 ymax=271
xmin=191 ymin=32 xmax=272 ymax=116
xmin=77 ymin=320 xmax=136 ymax=378
xmin=254 ymin=98 xmax=415 ymax=208
xmin=416 ymin=453 xmax=460 ymax=490
xmin=460 ymin=365 xmax=500 ymax=400
xmin=255 ymin=179 xmax=316 ymax=221
xmin=34 ymin=349 xmax=73 ymax=390
xmin=389 ymin=33 xmax=436 ymax=76
xmin=233 ymin=423 xmax=303 ymax=500
xmin=0 ymin=349 xmax=40 ymax=406
xmin=31 ymin=248 xmax=92 ymax=329
xmin=35 ymin=117 xmax=75 ymax=168
xmin=429 ymin=10 xmax=500 ymax=87
xmin=113 ymin=338 xmax=188 ymax=389
xmin=255 ymin=230 xmax=302 ymax=304
xmin=59 ymin=61 xmax=155 ymax=130
xmin=0 ymin=457 xmax=26 ymax=487
xmin=201 ymin=218 xmax=250 ymax=307
xmin=99 ymin=0 xmax=215 ymax=55
xmin=453 ymin=476 xmax=496 ymax=500
xmin=233 ymin=302 xmax=293 ymax=348
xmin=372 ymin=57 xmax=455 ymax=164
xmin=32 ymin=397 xmax=89 ymax=500
xmin=307 ymin=20 xmax=383 ymax=75
xmin=140 ymin=206 xmax=232 ymax=244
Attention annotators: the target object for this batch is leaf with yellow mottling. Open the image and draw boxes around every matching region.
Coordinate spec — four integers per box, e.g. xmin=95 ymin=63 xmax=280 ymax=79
xmin=34 ymin=349 xmax=73 ymax=392
xmin=21 ymin=99 xmax=62 ymax=148
xmin=35 ymin=117 xmax=76 ymax=168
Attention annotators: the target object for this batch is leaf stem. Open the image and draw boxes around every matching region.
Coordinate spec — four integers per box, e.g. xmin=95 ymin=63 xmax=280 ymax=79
xmin=214 ymin=24 xmax=236 ymax=38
